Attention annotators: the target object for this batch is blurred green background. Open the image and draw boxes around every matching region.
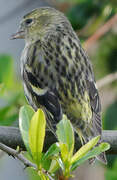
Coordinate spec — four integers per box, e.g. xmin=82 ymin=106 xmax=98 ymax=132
xmin=0 ymin=0 xmax=117 ymax=179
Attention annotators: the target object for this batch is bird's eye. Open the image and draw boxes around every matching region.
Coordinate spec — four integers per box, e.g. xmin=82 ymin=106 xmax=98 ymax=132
xmin=25 ymin=19 xmax=33 ymax=25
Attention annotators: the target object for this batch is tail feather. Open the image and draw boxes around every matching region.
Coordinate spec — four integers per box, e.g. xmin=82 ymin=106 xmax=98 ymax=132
xmin=76 ymin=128 xmax=107 ymax=164
xmin=96 ymin=152 xmax=107 ymax=164
xmin=89 ymin=152 xmax=107 ymax=164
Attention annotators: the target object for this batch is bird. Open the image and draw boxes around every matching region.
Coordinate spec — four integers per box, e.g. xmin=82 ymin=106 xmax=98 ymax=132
xmin=11 ymin=7 xmax=106 ymax=164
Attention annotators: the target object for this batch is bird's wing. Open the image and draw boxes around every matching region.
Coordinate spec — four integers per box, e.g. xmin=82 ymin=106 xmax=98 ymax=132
xmin=76 ymin=46 xmax=102 ymax=136
xmin=23 ymin=53 xmax=62 ymax=126
xmin=86 ymin=76 xmax=102 ymax=135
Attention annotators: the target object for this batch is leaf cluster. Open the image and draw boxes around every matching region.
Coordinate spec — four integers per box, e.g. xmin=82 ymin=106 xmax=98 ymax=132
xmin=19 ymin=106 xmax=110 ymax=179
xmin=0 ymin=55 xmax=26 ymax=126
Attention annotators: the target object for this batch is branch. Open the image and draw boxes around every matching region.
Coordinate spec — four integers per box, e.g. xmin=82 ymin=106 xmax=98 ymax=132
xmin=84 ymin=14 xmax=117 ymax=50
xmin=0 ymin=142 xmax=36 ymax=169
xmin=102 ymin=130 xmax=117 ymax=154
xmin=97 ymin=72 xmax=117 ymax=89
xmin=0 ymin=126 xmax=116 ymax=154
xmin=0 ymin=126 xmax=56 ymax=151
xmin=0 ymin=126 xmax=25 ymax=149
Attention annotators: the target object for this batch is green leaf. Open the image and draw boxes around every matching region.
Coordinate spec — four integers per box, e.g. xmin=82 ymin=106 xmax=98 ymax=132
xmin=56 ymin=115 xmax=74 ymax=157
xmin=38 ymin=171 xmax=49 ymax=180
xmin=49 ymin=159 xmax=60 ymax=174
xmin=56 ymin=157 xmax=65 ymax=171
xmin=19 ymin=105 xmax=34 ymax=155
xmin=29 ymin=109 xmax=46 ymax=169
xmin=42 ymin=143 xmax=60 ymax=162
xmin=59 ymin=143 xmax=69 ymax=163
xmin=42 ymin=156 xmax=51 ymax=171
xmin=41 ymin=143 xmax=60 ymax=171
xmin=71 ymin=142 xmax=110 ymax=171
xmin=71 ymin=136 xmax=100 ymax=164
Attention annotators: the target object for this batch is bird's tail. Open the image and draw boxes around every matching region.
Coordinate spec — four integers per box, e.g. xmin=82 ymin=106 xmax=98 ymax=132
xmin=89 ymin=152 xmax=107 ymax=164
xmin=89 ymin=135 xmax=107 ymax=164
xmin=96 ymin=151 xmax=107 ymax=164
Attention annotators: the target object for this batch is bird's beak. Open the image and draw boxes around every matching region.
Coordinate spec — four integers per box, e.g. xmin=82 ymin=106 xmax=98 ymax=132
xmin=10 ymin=30 xmax=25 ymax=40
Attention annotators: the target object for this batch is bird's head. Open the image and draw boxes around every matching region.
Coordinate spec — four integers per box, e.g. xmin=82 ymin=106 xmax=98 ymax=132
xmin=11 ymin=7 xmax=69 ymax=43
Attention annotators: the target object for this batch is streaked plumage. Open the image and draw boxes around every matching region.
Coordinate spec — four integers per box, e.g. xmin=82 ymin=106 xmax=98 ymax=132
xmin=12 ymin=7 xmax=106 ymax=163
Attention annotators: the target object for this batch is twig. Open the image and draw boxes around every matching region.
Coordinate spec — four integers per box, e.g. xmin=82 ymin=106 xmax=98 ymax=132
xmin=97 ymin=72 xmax=117 ymax=89
xmin=84 ymin=14 xmax=117 ymax=50
xmin=0 ymin=142 xmax=36 ymax=169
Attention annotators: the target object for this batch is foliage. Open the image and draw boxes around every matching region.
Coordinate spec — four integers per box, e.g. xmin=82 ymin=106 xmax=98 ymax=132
xmin=0 ymin=55 xmax=25 ymax=126
xmin=92 ymin=33 xmax=117 ymax=80
xmin=19 ymin=106 xmax=110 ymax=179
xmin=57 ymin=0 xmax=117 ymax=35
